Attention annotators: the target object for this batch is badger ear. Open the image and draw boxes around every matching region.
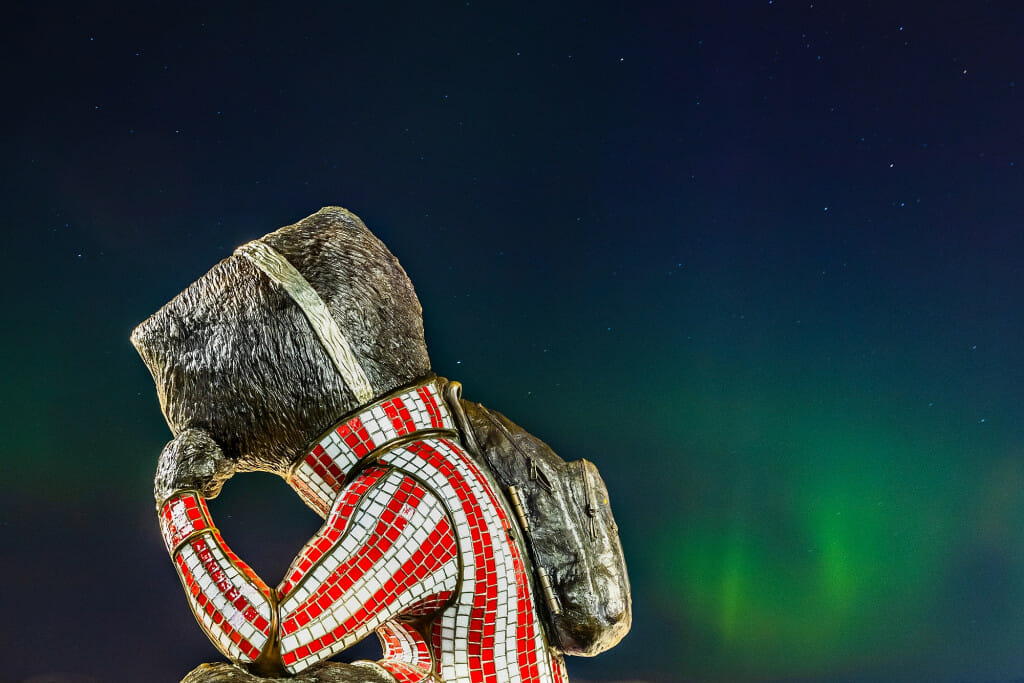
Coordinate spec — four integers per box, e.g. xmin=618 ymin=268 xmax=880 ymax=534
xmin=154 ymin=428 xmax=235 ymax=508
xmin=131 ymin=315 xmax=160 ymax=383
xmin=131 ymin=307 xmax=181 ymax=431
xmin=131 ymin=302 xmax=182 ymax=376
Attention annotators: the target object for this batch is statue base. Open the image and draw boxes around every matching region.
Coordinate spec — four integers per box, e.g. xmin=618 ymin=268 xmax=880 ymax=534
xmin=182 ymin=662 xmax=398 ymax=683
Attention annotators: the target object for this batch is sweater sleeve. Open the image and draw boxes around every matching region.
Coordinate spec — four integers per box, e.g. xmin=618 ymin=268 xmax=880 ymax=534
xmin=159 ymin=490 xmax=276 ymax=664
xmin=275 ymin=465 xmax=459 ymax=675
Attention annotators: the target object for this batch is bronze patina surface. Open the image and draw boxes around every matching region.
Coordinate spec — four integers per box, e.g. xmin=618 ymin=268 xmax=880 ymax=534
xmin=133 ymin=208 xmax=630 ymax=682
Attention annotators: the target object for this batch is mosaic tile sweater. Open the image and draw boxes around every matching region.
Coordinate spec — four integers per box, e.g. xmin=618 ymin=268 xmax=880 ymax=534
xmin=159 ymin=379 xmax=568 ymax=683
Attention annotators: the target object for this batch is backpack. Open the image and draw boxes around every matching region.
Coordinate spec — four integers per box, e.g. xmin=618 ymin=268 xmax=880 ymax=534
xmin=442 ymin=381 xmax=632 ymax=657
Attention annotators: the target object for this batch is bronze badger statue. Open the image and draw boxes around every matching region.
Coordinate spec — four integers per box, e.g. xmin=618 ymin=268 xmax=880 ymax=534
xmin=133 ymin=207 xmax=630 ymax=683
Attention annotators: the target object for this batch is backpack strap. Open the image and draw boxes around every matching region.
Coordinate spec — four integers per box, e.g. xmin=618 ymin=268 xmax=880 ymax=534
xmin=441 ymin=380 xmax=482 ymax=455
xmin=440 ymin=380 xmax=563 ymax=618
xmin=439 ymin=378 xmax=632 ymax=656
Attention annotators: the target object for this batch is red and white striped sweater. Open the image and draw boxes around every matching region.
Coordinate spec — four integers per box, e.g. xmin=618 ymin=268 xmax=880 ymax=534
xmin=159 ymin=379 xmax=569 ymax=683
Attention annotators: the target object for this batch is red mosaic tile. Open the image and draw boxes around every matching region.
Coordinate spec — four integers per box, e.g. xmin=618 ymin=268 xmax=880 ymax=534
xmin=164 ymin=381 xmax=563 ymax=681
xmin=382 ymin=396 xmax=416 ymax=435
xmin=417 ymin=385 xmax=444 ymax=429
xmin=337 ymin=416 xmax=375 ymax=457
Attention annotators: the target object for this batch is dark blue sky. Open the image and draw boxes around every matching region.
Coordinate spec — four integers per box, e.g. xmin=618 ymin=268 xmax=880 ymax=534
xmin=3 ymin=2 xmax=1024 ymax=682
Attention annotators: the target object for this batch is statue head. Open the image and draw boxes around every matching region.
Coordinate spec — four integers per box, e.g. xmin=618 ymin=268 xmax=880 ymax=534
xmin=131 ymin=207 xmax=431 ymax=474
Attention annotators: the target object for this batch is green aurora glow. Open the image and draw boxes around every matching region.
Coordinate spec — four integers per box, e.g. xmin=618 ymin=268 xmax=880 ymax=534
xmin=636 ymin=367 xmax=1024 ymax=680
xmin=6 ymin=3 xmax=1024 ymax=681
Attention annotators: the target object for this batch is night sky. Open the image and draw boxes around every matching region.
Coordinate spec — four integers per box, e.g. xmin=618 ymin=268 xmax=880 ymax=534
xmin=3 ymin=2 xmax=1024 ymax=682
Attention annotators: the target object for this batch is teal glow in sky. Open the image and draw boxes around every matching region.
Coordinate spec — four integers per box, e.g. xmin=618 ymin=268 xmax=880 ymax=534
xmin=3 ymin=2 xmax=1024 ymax=681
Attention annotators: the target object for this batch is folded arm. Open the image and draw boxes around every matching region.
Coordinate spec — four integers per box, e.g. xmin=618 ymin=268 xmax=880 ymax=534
xmin=156 ymin=430 xmax=458 ymax=678
xmin=277 ymin=465 xmax=459 ymax=675
xmin=156 ymin=430 xmax=276 ymax=668
xmin=160 ymin=490 xmax=277 ymax=664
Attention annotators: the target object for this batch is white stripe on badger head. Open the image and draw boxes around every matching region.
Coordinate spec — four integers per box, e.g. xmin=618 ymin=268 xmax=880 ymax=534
xmin=235 ymin=239 xmax=375 ymax=404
